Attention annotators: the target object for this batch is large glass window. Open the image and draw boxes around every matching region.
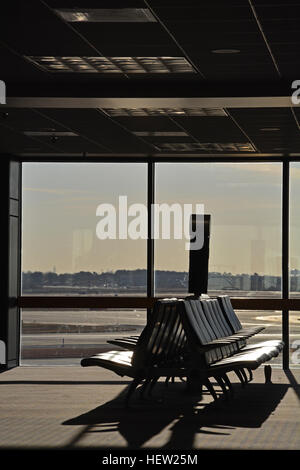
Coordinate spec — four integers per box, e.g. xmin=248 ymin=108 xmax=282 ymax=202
xmin=290 ymin=163 xmax=300 ymax=298
xmin=21 ymin=160 xmax=292 ymax=367
xmin=155 ymin=163 xmax=282 ymax=297
xmin=22 ymin=163 xmax=148 ymax=296
xmin=21 ymin=308 xmax=146 ymax=365
xmin=289 ymin=163 xmax=300 ymax=367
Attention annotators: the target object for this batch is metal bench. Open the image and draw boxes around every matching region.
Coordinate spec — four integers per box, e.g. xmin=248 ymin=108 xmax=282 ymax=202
xmin=81 ymin=298 xmax=284 ymax=405
xmin=106 ymin=298 xmax=180 ymax=351
xmin=81 ymin=299 xmax=189 ymax=406
xmin=217 ymin=295 xmax=265 ymax=338
xmin=107 ymin=295 xmax=266 ymax=352
xmin=181 ymin=299 xmax=284 ymax=398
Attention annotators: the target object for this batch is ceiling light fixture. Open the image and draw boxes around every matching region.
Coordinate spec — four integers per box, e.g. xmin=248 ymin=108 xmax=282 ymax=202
xmin=133 ymin=131 xmax=188 ymax=137
xmin=259 ymin=127 xmax=281 ymax=131
xmin=55 ymin=8 xmax=157 ymax=23
xmin=23 ymin=131 xmax=78 ymax=137
xmin=26 ymin=56 xmax=195 ymax=74
xmin=103 ymin=107 xmax=227 ymax=117
xmin=211 ymin=49 xmax=240 ymax=54
xmin=155 ymin=142 xmax=255 ymax=152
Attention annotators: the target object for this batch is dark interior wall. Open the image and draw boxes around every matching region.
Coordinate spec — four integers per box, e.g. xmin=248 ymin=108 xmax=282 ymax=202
xmin=0 ymin=157 xmax=21 ymax=370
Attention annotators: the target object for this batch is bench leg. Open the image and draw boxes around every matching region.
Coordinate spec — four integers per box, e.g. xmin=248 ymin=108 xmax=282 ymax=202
xmin=139 ymin=378 xmax=151 ymax=399
xmin=148 ymin=377 xmax=159 ymax=397
xmin=234 ymin=369 xmax=246 ymax=387
xmin=240 ymin=368 xmax=249 ymax=385
xmin=125 ymin=377 xmax=143 ymax=407
xmin=222 ymin=373 xmax=234 ymax=397
xmin=138 ymin=377 xmax=162 ymax=402
xmin=204 ymin=378 xmax=218 ymax=401
xmin=215 ymin=376 xmax=229 ymax=400
xmin=264 ymin=365 xmax=272 ymax=384
xmin=246 ymin=368 xmax=253 ymax=382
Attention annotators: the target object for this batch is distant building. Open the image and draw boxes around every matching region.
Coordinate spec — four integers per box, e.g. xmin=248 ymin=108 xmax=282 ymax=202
xmin=251 ymin=273 xmax=264 ymax=291
xmin=238 ymin=274 xmax=251 ymax=291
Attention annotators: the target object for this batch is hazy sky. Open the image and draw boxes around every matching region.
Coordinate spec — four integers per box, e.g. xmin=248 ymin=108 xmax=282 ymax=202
xmin=22 ymin=162 xmax=300 ymax=276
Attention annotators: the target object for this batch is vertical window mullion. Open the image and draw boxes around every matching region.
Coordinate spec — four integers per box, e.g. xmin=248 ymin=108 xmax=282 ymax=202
xmin=147 ymin=161 xmax=155 ymax=320
xmin=282 ymin=159 xmax=289 ymax=369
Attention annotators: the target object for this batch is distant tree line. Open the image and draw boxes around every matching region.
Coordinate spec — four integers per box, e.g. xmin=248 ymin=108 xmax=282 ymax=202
xmin=22 ymin=269 xmax=188 ymax=290
xmin=22 ymin=269 xmax=300 ymax=292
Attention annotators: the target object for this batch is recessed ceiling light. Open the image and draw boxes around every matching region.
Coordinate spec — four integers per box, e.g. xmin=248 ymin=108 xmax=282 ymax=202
xmin=26 ymin=56 xmax=195 ymax=74
xmin=103 ymin=107 xmax=227 ymax=117
xmin=55 ymin=8 xmax=157 ymax=23
xmin=259 ymin=127 xmax=281 ymax=131
xmin=156 ymin=142 xmax=255 ymax=152
xmin=133 ymin=131 xmax=188 ymax=137
xmin=23 ymin=131 xmax=78 ymax=137
xmin=211 ymin=49 xmax=240 ymax=54
xmin=211 ymin=49 xmax=241 ymax=54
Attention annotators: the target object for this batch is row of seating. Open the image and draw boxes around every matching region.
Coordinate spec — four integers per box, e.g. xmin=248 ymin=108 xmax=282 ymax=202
xmin=182 ymin=298 xmax=283 ymax=387
xmin=81 ymin=296 xmax=284 ymax=405
xmin=81 ymin=299 xmax=188 ymax=404
xmin=106 ymin=296 xmax=264 ymax=351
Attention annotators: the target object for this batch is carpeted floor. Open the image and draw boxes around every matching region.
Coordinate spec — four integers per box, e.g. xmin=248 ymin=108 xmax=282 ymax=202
xmin=0 ymin=366 xmax=299 ymax=452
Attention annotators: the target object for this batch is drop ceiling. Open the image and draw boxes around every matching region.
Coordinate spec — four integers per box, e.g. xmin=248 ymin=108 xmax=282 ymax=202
xmin=0 ymin=0 xmax=300 ymax=158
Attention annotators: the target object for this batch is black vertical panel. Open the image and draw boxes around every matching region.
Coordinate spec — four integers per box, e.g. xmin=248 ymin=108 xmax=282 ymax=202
xmin=147 ymin=161 xmax=155 ymax=321
xmin=188 ymin=214 xmax=211 ymax=296
xmin=0 ymin=158 xmax=21 ymax=370
xmin=282 ymin=160 xmax=289 ymax=370
xmin=0 ymin=159 xmax=9 ymax=370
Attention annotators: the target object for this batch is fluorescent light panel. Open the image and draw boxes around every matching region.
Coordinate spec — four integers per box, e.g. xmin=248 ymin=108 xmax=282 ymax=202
xmin=259 ymin=127 xmax=281 ymax=131
xmin=103 ymin=108 xmax=227 ymax=117
xmin=23 ymin=131 xmax=78 ymax=137
xmin=55 ymin=8 xmax=157 ymax=23
xmin=133 ymin=131 xmax=188 ymax=137
xmin=155 ymin=142 xmax=255 ymax=152
xmin=26 ymin=56 xmax=195 ymax=74
xmin=211 ymin=49 xmax=240 ymax=54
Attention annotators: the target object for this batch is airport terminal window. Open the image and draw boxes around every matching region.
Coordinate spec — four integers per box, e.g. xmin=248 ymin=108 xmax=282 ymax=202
xmin=19 ymin=160 xmax=300 ymax=369
xmin=289 ymin=163 xmax=300 ymax=367
xmin=22 ymin=162 xmax=148 ymax=296
xmin=20 ymin=308 xmax=146 ymax=365
xmin=290 ymin=163 xmax=300 ymax=298
xmin=154 ymin=162 xmax=282 ymax=298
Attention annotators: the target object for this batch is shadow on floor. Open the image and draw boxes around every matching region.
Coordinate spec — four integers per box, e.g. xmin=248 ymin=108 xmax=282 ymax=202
xmin=62 ymin=380 xmax=289 ymax=449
